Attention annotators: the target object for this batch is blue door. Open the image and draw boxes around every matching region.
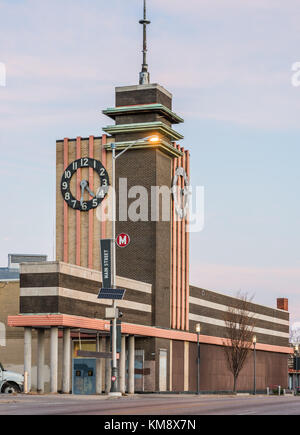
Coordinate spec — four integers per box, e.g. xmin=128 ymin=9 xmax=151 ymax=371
xmin=72 ymin=359 xmax=96 ymax=395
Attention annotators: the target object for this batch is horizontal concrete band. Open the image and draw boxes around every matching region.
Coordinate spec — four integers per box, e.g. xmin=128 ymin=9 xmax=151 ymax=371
xmin=189 ymin=307 xmax=289 ymax=338
xmin=20 ymin=287 xmax=152 ymax=313
xmin=103 ymin=103 xmax=184 ymax=124
xmin=20 ymin=261 xmax=152 ymax=294
xmin=189 ymin=296 xmax=289 ymax=327
xmin=190 ymin=286 xmax=289 ymax=321
xmin=189 ymin=298 xmax=289 ymax=340
xmin=20 ymin=276 xmax=153 ymax=309
xmin=189 ymin=313 xmax=289 ymax=339
xmin=7 ymin=314 xmax=293 ymax=354
xmin=189 ymin=321 xmax=288 ymax=348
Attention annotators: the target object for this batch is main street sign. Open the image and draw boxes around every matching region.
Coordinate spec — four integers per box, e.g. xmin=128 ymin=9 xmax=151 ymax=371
xmin=100 ymin=239 xmax=112 ymax=288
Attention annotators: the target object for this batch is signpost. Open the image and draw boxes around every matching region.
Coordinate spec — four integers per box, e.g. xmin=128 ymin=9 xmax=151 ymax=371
xmin=98 ymin=236 xmax=125 ymax=396
xmin=110 ymin=319 xmax=122 ymax=354
xmin=98 ymin=239 xmax=126 ymax=301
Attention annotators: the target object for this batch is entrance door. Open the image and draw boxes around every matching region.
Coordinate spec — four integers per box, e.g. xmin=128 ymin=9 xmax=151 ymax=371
xmin=72 ymin=359 xmax=96 ymax=395
xmin=159 ymin=349 xmax=167 ymax=392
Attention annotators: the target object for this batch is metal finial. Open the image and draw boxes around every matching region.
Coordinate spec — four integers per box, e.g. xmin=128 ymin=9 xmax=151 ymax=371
xmin=139 ymin=0 xmax=151 ymax=85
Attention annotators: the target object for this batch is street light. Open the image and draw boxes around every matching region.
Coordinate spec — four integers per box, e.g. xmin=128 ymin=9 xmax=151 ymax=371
xmin=109 ymin=134 xmax=160 ymax=395
xmin=253 ymin=335 xmax=257 ymax=395
xmin=195 ymin=323 xmax=201 ymax=395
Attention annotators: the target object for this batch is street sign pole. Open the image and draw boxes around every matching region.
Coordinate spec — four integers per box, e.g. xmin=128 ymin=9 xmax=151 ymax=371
xmin=110 ymin=143 xmax=119 ymax=395
xmin=108 ymin=136 xmax=159 ymax=396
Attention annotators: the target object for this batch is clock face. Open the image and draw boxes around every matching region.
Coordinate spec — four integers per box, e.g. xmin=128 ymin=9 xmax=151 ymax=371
xmin=61 ymin=158 xmax=109 ymax=212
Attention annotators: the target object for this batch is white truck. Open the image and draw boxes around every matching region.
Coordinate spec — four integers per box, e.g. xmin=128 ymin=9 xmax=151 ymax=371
xmin=0 ymin=362 xmax=24 ymax=394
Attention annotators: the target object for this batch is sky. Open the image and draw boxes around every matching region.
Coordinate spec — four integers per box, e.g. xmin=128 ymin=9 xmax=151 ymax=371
xmin=0 ymin=0 xmax=300 ymax=326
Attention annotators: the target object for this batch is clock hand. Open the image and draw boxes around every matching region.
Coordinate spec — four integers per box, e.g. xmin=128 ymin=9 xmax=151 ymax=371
xmin=85 ymin=185 xmax=95 ymax=198
xmin=80 ymin=180 xmax=96 ymax=205
xmin=80 ymin=180 xmax=87 ymax=206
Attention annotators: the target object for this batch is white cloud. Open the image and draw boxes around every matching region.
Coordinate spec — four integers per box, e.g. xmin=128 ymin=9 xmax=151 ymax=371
xmin=2 ymin=0 xmax=299 ymax=129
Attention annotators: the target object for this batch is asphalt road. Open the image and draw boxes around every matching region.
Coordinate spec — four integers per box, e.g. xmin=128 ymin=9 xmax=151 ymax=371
xmin=1 ymin=393 xmax=300 ymax=416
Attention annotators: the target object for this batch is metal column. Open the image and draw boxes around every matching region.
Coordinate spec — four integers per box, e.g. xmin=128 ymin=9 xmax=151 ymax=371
xmin=105 ymin=337 xmax=111 ymax=394
xmin=96 ymin=334 xmax=104 ymax=394
xmin=119 ymin=335 xmax=126 ymax=394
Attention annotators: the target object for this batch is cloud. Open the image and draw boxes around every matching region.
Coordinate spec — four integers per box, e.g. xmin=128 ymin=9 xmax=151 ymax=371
xmin=2 ymin=0 xmax=299 ymax=129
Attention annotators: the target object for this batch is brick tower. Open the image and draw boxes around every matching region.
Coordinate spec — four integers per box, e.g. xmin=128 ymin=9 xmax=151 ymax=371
xmin=102 ymin=83 xmax=188 ymax=330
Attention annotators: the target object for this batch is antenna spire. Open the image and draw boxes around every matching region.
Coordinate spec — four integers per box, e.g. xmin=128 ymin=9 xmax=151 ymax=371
xmin=139 ymin=0 xmax=151 ymax=85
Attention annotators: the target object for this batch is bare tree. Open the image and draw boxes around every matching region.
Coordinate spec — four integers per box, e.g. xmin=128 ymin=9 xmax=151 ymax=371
xmin=222 ymin=292 xmax=255 ymax=393
xmin=290 ymin=325 xmax=300 ymax=345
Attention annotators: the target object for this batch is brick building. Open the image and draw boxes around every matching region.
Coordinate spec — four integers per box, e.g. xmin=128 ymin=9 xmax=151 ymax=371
xmin=2 ymin=2 xmax=292 ymax=395
xmin=4 ymin=79 xmax=291 ymax=395
xmin=1 ymin=258 xmax=291 ymax=394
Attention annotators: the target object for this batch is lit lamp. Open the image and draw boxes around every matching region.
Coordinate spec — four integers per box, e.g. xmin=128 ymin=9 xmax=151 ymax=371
xmin=148 ymin=136 xmax=160 ymax=143
xmin=253 ymin=335 xmax=257 ymax=395
xmin=196 ymin=323 xmax=201 ymax=395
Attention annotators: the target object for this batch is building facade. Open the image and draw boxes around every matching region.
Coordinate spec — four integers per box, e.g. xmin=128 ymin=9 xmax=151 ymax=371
xmin=3 ymin=260 xmax=291 ymax=393
xmin=2 ymin=4 xmax=292 ymax=395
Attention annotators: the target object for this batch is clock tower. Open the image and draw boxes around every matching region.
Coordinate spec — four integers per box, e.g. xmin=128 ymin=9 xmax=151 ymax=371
xmin=56 ymin=0 xmax=190 ymax=333
xmin=8 ymin=1 xmax=290 ymax=397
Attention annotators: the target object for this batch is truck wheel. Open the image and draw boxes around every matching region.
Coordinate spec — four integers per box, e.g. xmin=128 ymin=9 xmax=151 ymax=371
xmin=1 ymin=382 xmax=20 ymax=394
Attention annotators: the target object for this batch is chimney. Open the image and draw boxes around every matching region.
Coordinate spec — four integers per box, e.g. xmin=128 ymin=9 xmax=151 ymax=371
xmin=277 ymin=298 xmax=288 ymax=311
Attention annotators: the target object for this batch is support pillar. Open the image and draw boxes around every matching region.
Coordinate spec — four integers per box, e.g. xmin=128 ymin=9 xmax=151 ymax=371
xmin=96 ymin=334 xmax=104 ymax=394
xmin=62 ymin=328 xmax=71 ymax=394
xmin=105 ymin=337 xmax=111 ymax=394
xmin=119 ymin=335 xmax=126 ymax=394
xmin=128 ymin=335 xmax=135 ymax=394
xmin=50 ymin=326 xmax=58 ymax=393
xmin=37 ymin=329 xmax=45 ymax=393
xmin=24 ymin=327 xmax=32 ymax=393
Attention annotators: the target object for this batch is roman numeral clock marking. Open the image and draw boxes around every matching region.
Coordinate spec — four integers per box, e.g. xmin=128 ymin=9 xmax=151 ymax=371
xmin=61 ymin=158 xmax=109 ymax=212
